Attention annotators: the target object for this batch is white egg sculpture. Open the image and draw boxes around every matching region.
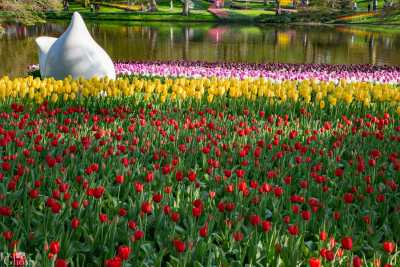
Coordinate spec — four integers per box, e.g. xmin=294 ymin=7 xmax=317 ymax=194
xmin=35 ymin=12 xmax=116 ymax=80
xmin=36 ymin=36 xmax=57 ymax=77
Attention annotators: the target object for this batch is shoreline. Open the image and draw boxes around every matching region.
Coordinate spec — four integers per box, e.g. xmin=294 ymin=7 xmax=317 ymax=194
xmin=43 ymin=9 xmax=400 ymax=25
xmin=2 ymin=10 xmax=400 ymax=26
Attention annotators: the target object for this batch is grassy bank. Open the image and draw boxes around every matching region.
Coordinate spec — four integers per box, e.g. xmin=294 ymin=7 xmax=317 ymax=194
xmin=257 ymin=8 xmax=400 ymax=25
xmin=45 ymin=1 xmax=278 ymax=23
xmin=2 ymin=0 xmax=399 ymax=25
xmin=334 ymin=10 xmax=400 ymax=24
xmin=46 ymin=1 xmax=218 ymax=22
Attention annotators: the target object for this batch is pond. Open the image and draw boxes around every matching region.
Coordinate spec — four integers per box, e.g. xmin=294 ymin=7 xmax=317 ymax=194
xmin=1 ymin=21 xmax=400 ymax=77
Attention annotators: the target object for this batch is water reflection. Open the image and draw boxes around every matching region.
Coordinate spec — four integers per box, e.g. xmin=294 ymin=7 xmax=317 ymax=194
xmin=1 ymin=21 xmax=400 ymax=77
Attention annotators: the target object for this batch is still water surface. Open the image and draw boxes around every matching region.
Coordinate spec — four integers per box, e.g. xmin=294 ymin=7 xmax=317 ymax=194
xmin=1 ymin=21 xmax=400 ymax=77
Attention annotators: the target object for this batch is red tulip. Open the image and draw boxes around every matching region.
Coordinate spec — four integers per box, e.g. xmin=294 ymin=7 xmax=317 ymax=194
xmin=383 ymin=241 xmax=396 ymax=254
xmin=233 ymin=231 xmax=244 ymax=241
xmin=173 ymin=239 xmax=186 ymax=252
xmin=199 ymin=225 xmax=208 ymax=237
xmin=163 ymin=205 xmax=171 ymax=215
xmin=335 ymin=168 xmax=344 ymax=177
xmin=319 ymin=231 xmax=327 ymax=241
xmin=309 ymin=257 xmax=321 ymax=267
xmin=49 ymin=241 xmax=60 ymax=254
xmin=274 ymin=187 xmax=283 ymax=197
xmin=141 ymin=201 xmax=152 ymax=214
xmin=2 ymin=230 xmax=12 ymax=241
xmin=341 ymin=236 xmax=353 ymax=250
xmin=105 ymin=256 xmax=122 ymax=267
xmin=353 ymin=255 xmax=363 ymax=267
xmin=10 ymin=252 xmax=27 ymax=267
xmin=29 ymin=189 xmax=39 ymax=199
xmin=301 ymin=210 xmax=311 ymax=221
xmin=117 ymin=245 xmax=131 ymax=260
xmin=262 ymin=220 xmax=272 ymax=233
xmin=71 ymin=218 xmax=80 ymax=229
xmin=192 ymin=207 xmax=202 ymax=218
xmin=343 ymin=193 xmax=354 ymax=204
xmin=249 ymin=214 xmax=260 ymax=226
xmin=325 ymin=250 xmax=335 ymax=261
xmin=170 ymin=212 xmax=180 ymax=222
xmin=115 ymin=175 xmax=124 ymax=184
xmin=288 ymin=224 xmax=299 ymax=235
xmin=134 ymin=182 xmax=144 ymax=192
xmin=152 ymin=193 xmax=163 ymax=203
xmin=133 ymin=230 xmax=144 ymax=241
xmin=145 ymin=171 xmax=154 ymax=183
xmin=188 ymin=170 xmax=197 ymax=182
xmin=118 ymin=208 xmax=127 ymax=217
xmin=99 ymin=213 xmax=108 ymax=223
xmin=55 ymin=258 xmax=68 ymax=267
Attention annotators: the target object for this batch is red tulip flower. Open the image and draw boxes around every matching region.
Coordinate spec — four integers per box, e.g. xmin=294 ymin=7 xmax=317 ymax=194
xmin=233 ymin=231 xmax=244 ymax=241
xmin=319 ymin=231 xmax=327 ymax=241
xmin=117 ymin=245 xmax=131 ymax=260
xmin=343 ymin=193 xmax=354 ymax=204
xmin=249 ymin=214 xmax=260 ymax=226
xmin=141 ymin=201 xmax=152 ymax=214
xmin=341 ymin=236 xmax=353 ymax=250
xmin=99 ymin=213 xmax=108 ymax=223
xmin=288 ymin=224 xmax=299 ymax=235
xmin=2 ymin=230 xmax=12 ymax=241
xmin=115 ymin=175 xmax=124 ymax=184
xmin=383 ymin=241 xmax=396 ymax=254
xmin=173 ymin=239 xmax=186 ymax=252
xmin=262 ymin=220 xmax=272 ymax=233
xmin=309 ymin=257 xmax=321 ymax=267
xmin=55 ymin=258 xmax=68 ymax=267
xmin=192 ymin=207 xmax=202 ymax=218
xmin=133 ymin=230 xmax=144 ymax=241
xmin=49 ymin=241 xmax=60 ymax=254
xmin=353 ymin=255 xmax=363 ymax=267
xmin=199 ymin=225 xmax=208 ymax=237
xmin=71 ymin=217 xmax=80 ymax=229
xmin=105 ymin=257 xmax=122 ymax=267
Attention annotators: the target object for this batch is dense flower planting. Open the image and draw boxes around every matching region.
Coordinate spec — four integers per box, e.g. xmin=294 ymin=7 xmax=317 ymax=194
xmin=114 ymin=61 xmax=400 ymax=83
xmin=0 ymin=71 xmax=399 ymax=266
xmin=29 ymin=61 xmax=400 ymax=83
xmin=1 ymin=76 xmax=400 ymax=110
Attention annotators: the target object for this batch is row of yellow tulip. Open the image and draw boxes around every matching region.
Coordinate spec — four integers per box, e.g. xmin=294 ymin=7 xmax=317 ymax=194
xmin=0 ymin=76 xmax=399 ymax=109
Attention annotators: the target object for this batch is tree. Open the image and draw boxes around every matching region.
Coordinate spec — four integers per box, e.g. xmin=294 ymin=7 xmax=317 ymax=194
xmin=0 ymin=0 xmax=61 ymax=25
xmin=148 ymin=0 xmax=157 ymax=11
xmin=372 ymin=0 xmax=378 ymax=10
xmin=182 ymin=0 xmax=190 ymax=15
xmin=275 ymin=0 xmax=281 ymax=15
xmin=82 ymin=0 xmax=90 ymax=7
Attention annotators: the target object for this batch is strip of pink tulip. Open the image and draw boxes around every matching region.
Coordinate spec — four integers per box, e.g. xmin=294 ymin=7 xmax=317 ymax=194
xmin=115 ymin=61 xmax=400 ymax=83
xmin=29 ymin=61 xmax=400 ymax=83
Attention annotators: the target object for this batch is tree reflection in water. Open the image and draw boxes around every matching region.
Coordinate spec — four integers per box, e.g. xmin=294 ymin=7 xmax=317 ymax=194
xmin=1 ymin=22 xmax=400 ymax=77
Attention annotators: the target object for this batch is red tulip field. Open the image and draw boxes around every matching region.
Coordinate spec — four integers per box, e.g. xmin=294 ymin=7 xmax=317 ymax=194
xmin=0 ymin=80 xmax=399 ymax=267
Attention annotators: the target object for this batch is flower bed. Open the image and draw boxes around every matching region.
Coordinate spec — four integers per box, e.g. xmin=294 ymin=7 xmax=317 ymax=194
xmin=95 ymin=2 xmax=142 ymax=12
xmin=29 ymin=61 xmax=400 ymax=83
xmin=114 ymin=61 xmax=400 ymax=84
xmin=1 ymin=76 xmax=400 ymax=108
xmin=336 ymin=12 xmax=376 ymax=22
xmin=0 ymin=72 xmax=399 ymax=266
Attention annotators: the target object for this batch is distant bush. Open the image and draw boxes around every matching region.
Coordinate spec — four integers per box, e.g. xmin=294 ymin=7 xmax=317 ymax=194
xmin=0 ymin=0 xmax=61 ymax=25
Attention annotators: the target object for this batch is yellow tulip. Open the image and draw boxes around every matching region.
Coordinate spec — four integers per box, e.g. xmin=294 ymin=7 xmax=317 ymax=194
xmin=320 ymin=100 xmax=325 ymax=109
xmin=51 ymin=93 xmax=58 ymax=103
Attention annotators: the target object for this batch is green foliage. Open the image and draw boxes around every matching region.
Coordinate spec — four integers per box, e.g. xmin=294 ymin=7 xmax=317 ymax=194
xmin=0 ymin=0 xmax=61 ymax=25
